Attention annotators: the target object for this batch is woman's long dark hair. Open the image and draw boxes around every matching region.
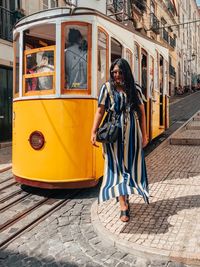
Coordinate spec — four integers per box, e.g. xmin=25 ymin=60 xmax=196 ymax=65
xmin=110 ymin=58 xmax=140 ymax=110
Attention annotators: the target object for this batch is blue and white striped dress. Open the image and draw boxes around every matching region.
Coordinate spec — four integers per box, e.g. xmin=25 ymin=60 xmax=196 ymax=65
xmin=98 ymin=83 xmax=149 ymax=204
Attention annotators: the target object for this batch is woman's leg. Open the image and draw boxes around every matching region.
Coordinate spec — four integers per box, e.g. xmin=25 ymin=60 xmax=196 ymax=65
xmin=118 ymin=195 xmax=129 ymax=222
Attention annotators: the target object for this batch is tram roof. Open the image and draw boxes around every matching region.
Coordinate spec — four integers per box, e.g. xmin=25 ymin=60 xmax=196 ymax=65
xmin=14 ymin=7 xmax=168 ymax=50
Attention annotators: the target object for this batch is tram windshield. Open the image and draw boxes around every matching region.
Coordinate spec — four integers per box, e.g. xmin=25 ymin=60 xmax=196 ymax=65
xmin=23 ymin=24 xmax=56 ymax=94
xmin=63 ymin=24 xmax=89 ymax=90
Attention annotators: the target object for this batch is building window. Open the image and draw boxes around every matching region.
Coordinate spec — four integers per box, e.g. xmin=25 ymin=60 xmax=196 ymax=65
xmin=43 ymin=0 xmax=57 ymax=10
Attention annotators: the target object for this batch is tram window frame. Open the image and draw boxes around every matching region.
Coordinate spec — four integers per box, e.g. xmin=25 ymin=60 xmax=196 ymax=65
xmin=126 ymin=48 xmax=133 ymax=70
xmin=133 ymin=42 xmax=140 ymax=84
xmin=141 ymin=49 xmax=148 ymax=99
xmin=61 ymin=22 xmax=92 ymax=95
xmin=23 ymin=45 xmax=56 ymax=96
xmin=111 ymin=37 xmax=123 ymax=63
xmin=154 ymin=50 xmax=159 ymax=93
xmin=150 ymin=55 xmax=155 ymax=100
xmin=97 ymin=27 xmax=109 ymax=95
xmin=13 ymin=33 xmax=20 ymax=98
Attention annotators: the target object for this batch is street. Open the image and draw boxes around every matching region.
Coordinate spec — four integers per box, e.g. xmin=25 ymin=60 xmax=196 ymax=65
xmin=0 ymin=91 xmax=200 ymax=267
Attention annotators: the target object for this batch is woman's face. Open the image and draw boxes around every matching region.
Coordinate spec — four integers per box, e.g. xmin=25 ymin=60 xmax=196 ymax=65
xmin=112 ymin=64 xmax=123 ymax=84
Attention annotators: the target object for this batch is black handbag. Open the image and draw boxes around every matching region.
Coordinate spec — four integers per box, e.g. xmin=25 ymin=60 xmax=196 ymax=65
xmin=96 ymin=111 xmax=120 ymax=143
xmin=96 ymin=82 xmax=121 ymax=143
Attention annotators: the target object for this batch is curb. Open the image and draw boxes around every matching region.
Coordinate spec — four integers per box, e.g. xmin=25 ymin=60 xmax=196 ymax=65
xmin=91 ymin=201 xmax=170 ymax=262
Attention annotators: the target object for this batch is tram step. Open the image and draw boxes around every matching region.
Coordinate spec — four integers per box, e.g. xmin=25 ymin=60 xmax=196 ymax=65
xmin=193 ymin=116 xmax=200 ymax=121
xmin=170 ymin=129 xmax=200 ymax=145
xmin=186 ymin=121 xmax=200 ymax=130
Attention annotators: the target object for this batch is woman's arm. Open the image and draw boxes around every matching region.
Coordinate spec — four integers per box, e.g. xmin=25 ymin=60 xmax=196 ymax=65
xmin=138 ymin=104 xmax=148 ymax=148
xmin=91 ymin=104 xmax=105 ymax=147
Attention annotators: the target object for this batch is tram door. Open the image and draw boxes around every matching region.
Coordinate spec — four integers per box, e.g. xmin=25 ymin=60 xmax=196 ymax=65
xmin=111 ymin=38 xmax=122 ymax=63
xmin=141 ymin=50 xmax=148 ymax=136
xmin=159 ymin=55 xmax=164 ymax=126
xmin=149 ymin=56 xmax=154 ymax=140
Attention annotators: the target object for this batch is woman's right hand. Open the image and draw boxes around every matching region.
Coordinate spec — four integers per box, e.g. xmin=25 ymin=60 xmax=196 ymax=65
xmin=91 ymin=132 xmax=99 ymax=147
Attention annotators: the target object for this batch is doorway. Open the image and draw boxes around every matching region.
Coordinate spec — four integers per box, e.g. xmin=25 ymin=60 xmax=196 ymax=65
xmin=0 ymin=66 xmax=13 ymax=141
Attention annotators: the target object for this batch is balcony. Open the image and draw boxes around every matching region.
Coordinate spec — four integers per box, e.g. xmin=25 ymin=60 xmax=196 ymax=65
xmin=150 ymin=13 xmax=160 ymax=34
xmin=169 ymin=35 xmax=176 ymax=48
xmin=0 ymin=6 xmax=15 ymax=41
xmin=169 ymin=65 xmax=176 ymax=77
xmin=133 ymin=0 xmax=146 ymax=14
xmin=0 ymin=7 xmax=24 ymax=42
xmin=164 ymin=0 xmax=176 ymax=15
xmin=162 ymin=28 xmax=169 ymax=43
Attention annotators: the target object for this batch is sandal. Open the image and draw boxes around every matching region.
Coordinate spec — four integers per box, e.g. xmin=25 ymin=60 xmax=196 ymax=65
xmin=126 ymin=196 xmax=130 ymax=211
xmin=120 ymin=209 xmax=130 ymax=222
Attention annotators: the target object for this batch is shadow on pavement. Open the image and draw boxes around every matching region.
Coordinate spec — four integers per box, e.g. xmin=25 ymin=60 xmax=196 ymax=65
xmin=121 ymin=194 xmax=200 ymax=235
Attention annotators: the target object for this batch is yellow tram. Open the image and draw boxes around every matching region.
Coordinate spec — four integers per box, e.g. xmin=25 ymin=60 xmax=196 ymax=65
xmin=13 ymin=7 xmax=169 ymax=188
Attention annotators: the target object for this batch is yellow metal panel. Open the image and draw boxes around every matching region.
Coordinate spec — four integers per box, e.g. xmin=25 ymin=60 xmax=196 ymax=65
xmin=13 ymin=99 xmax=104 ymax=183
xmin=151 ymin=91 xmax=165 ymax=139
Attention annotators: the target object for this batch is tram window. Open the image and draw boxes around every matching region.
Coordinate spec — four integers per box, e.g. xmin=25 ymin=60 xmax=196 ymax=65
xmin=14 ymin=34 xmax=20 ymax=96
xmin=134 ymin=43 xmax=140 ymax=84
xmin=24 ymin=50 xmax=54 ymax=92
xmin=24 ymin=24 xmax=56 ymax=49
xmin=111 ymin=38 xmax=122 ymax=63
xmin=141 ymin=52 xmax=147 ymax=97
xmin=23 ymin=24 xmax=56 ymax=94
xmin=64 ymin=25 xmax=89 ymax=90
xmin=97 ymin=29 xmax=108 ymax=93
xmin=126 ymin=49 xmax=133 ymax=70
xmin=150 ymin=56 xmax=155 ymax=99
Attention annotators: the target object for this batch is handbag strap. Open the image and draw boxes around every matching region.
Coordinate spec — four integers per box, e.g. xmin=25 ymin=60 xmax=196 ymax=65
xmin=105 ymin=82 xmax=115 ymax=111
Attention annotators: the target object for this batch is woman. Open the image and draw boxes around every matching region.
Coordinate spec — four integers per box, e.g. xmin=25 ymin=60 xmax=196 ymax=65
xmin=91 ymin=58 xmax=149 ymax=222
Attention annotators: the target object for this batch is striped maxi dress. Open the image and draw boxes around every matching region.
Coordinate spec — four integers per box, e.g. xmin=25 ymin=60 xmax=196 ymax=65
xmin=98 ymin=83 xmax=149 ymax=204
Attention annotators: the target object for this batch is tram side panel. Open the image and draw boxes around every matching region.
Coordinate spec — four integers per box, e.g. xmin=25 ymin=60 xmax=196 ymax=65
xmin=13 ymin=99 xmax=103 ymax=185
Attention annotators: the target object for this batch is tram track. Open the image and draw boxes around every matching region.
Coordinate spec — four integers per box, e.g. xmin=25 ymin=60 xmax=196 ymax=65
xmin=0 ymin=186 xmax=81 ymax=249
xmin=0 ymin=188 xmax=25 ymax=203
xmin=0 ymin=176 xmax=13 ymax=185
xmin=0 ymin=181 xmax=18 ymax=191
xmin=0 ymin=192 xmax=30 ymax=212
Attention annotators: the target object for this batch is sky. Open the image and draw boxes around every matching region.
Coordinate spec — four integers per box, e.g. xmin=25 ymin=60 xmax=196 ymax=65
xmin=196 ymin=0 xmax=200 ymax=6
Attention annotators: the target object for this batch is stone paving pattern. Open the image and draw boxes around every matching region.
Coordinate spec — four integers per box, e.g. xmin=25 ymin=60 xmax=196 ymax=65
xmin=96 ymin=111 xmax=200 ymax=266
xmin=0 ymin=92 xmax=200 ymax=267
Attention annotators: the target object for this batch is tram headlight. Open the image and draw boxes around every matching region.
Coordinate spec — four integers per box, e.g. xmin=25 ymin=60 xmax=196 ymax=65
xmin=29 ymin=131 xmax=45 ymax=150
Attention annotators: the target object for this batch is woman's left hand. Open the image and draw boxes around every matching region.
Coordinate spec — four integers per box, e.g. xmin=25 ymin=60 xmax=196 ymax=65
xmin=142 ymin=135 xmax=148 ymax=148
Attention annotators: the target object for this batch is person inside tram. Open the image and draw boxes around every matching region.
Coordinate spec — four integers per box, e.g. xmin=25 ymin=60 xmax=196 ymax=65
xmin=37 ymin=51 xmax=54 ymax=90
xmin=65 ymin=28 xmax=87 ymax=89
xmin=26 ymin=55 xmax=38 ymax=91
xmin=141 ymin=58 xmax=147 ymax=97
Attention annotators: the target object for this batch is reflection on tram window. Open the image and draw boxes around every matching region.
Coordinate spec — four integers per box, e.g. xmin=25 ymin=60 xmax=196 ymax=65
xmin=64 ymin=26 xmax=88 ymax=89
xmin=37 ymin=51 xmax=54 ymax=90
xmin=25 ymin=51 xmax=54 ymax=92
xmin=26 ymin=54 xmax=38 ymax=91
xmin=24 ymin=24 xmax=56 ymax=49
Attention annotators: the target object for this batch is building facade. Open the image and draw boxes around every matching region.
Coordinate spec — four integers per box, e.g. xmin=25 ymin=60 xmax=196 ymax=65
xmin=0 ymin=0 xmax=24 ymax=141
xmin=176 ymin=0 xmax=200 ymax=93
xmin=0 ymin=0 xmax=200 ymax=141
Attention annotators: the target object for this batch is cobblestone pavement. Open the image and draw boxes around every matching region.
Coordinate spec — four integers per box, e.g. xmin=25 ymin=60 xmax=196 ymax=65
xmin=93 ymin=112 xmax=200 ymax=267
xmin=0 ymin=145 xmax=12 ymax=172
xmin=1 ymin=93 xmax=200 ymax=267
